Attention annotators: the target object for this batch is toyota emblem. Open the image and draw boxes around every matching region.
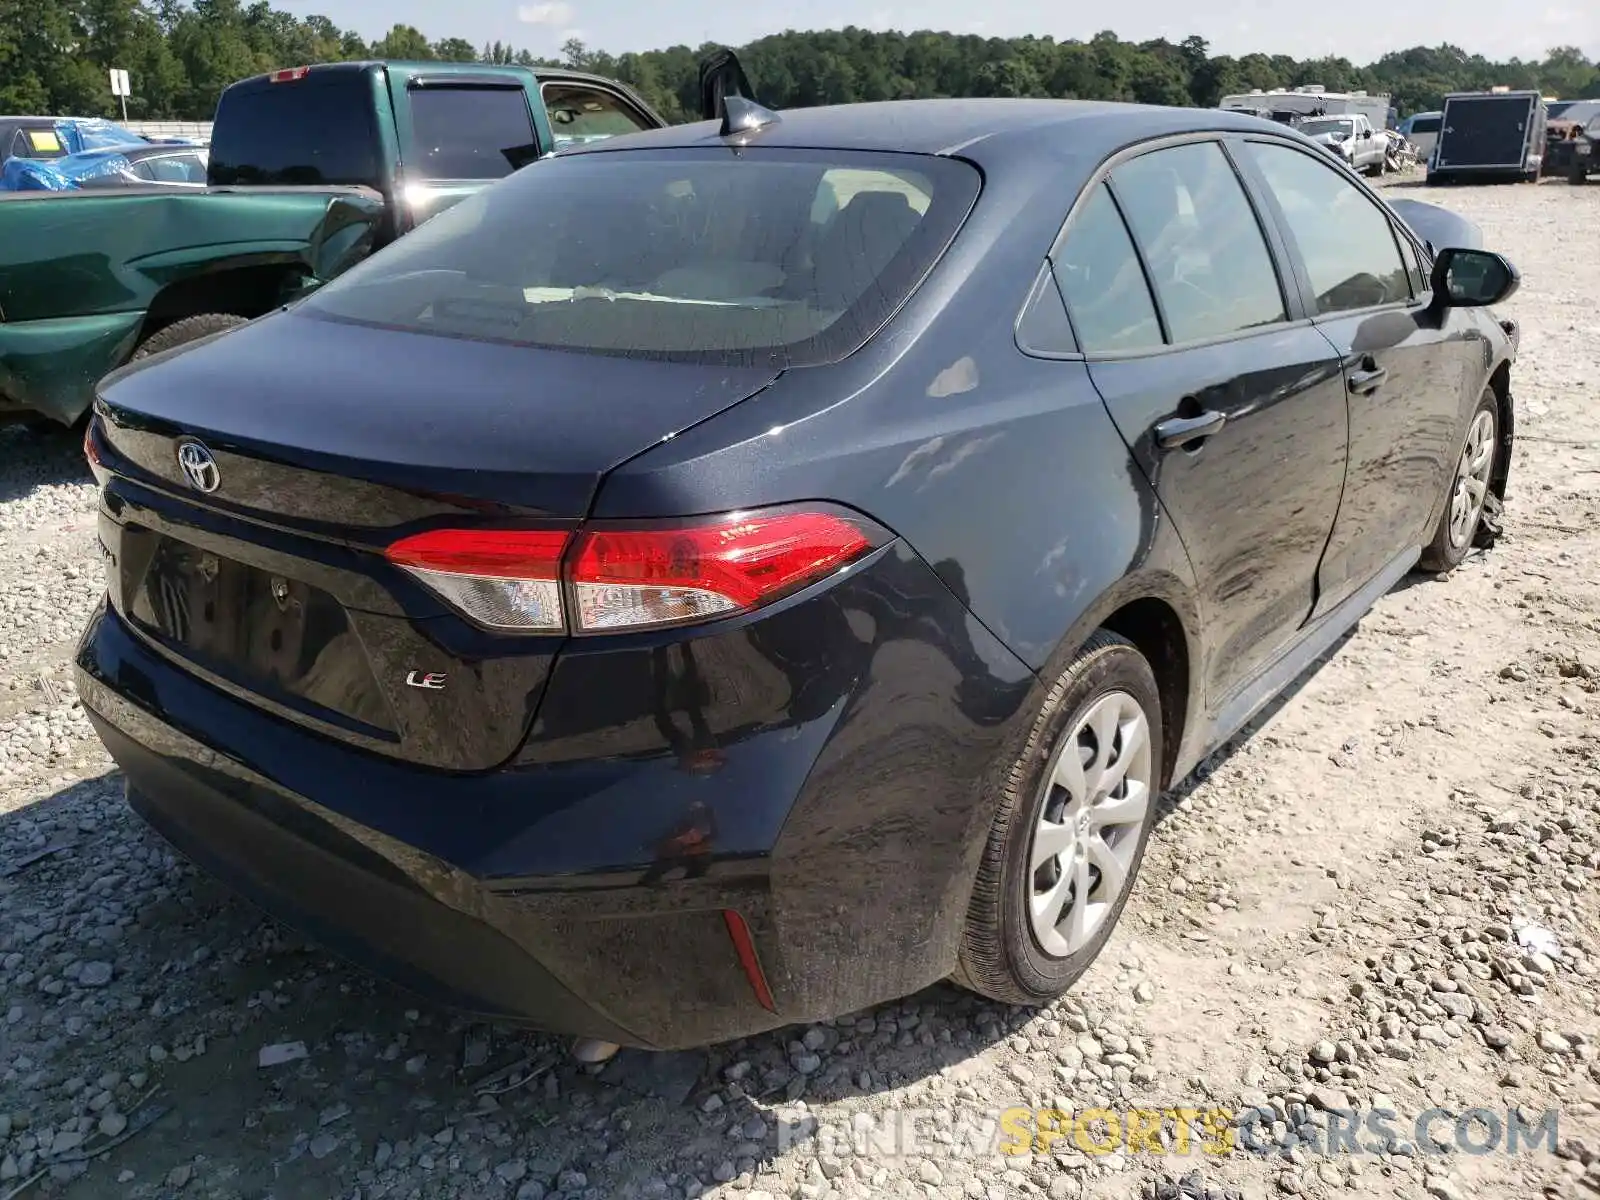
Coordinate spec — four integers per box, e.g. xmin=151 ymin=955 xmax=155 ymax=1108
xmin=176 ymin=440 xmax=221 ymax=493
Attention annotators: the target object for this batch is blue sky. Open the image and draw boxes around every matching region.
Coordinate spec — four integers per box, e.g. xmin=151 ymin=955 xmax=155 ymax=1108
xmin=284 ymin=0 xmax=1600 ymax=65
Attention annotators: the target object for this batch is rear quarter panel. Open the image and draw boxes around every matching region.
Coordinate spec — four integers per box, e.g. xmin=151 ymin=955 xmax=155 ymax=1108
xmin=592 ymin=148 xmax=1205 ymax=735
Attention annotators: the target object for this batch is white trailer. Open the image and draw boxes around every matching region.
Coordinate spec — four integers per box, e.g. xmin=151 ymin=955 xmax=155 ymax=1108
xmin=1219 ymin=86 xmax=1394 ymax=132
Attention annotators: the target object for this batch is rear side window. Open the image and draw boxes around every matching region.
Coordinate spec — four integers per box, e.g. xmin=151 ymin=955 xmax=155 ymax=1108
xmin=1053 ymin=183 xmax=1163 ymax=354
xmin=1410 ymin=116 xmax=1441 ymax=134
xmin=1244 ymin=141 xmax=1410 ymax=314
xmin=543 ymin=83 xmax=654 ymax=148
xmin=134 ymin=153 xmax=207 ymax=184
xmin=208 ymin=73 xmax=380 ymax=187
xmin=15 ymin=128 xmax=65 ymax=159
xmin=409 ymin=87 xmax=538 ymax=180
xmin=1110 ymin=142 xmax=1287 ymax=343
xmin=300 ymin=147 xmax=979 ymax=368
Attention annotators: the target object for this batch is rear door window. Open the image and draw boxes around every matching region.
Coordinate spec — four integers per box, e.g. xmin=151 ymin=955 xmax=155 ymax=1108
xmin=1052 ymin=183 xmax=1163 ymax=354
xmin=1110 ymin=141 xmax=1287 ymax=343
xmin=408 ymin=87 xmax=538 ymax=180
xmin=542 ymin=83 xmax=655 ymax=149
xmin=208 ymin=72 xmax=381 ymax=187
xmin=133 ymin=153 xmax=208 ymax=184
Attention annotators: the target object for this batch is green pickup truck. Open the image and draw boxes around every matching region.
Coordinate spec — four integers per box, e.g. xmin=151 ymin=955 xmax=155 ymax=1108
xmin=0 ymin=59 xmax=675 ymax=427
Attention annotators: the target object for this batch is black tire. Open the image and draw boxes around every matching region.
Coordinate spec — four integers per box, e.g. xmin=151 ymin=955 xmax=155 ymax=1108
xmin=131 ymin=313 xmax=249 ymax=361
xmin=954 ymin=630 xmax=1164 ymax=1006
xmin=1419 ymin=387 xmax=1499 ymax=573
xmin=1574 ymin=166 xmax=1590 ymax=186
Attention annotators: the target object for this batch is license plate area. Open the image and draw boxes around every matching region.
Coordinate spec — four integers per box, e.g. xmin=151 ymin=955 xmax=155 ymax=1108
xmin=122 ymin=526 xmax=395 ymax=734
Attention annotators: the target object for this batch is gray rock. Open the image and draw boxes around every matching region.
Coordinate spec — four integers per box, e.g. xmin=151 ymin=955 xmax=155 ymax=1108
xmin=1310 ymin=1041 xmax=1337 ymax=1064
xmin=495 ymin=1159 xmax=528 ymax=1182
xmin=308 ymin=1133 xmax=339 ymax=1160
xmin=77 ymin=961 xmax=112 ymax=987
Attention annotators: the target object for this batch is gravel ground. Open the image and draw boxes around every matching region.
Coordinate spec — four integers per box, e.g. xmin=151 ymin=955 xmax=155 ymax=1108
xmin=1 ymin=176 xmax=1598 ymax=1200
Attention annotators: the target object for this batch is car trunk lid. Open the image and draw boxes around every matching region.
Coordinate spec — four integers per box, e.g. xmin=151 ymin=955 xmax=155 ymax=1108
xmin=90 ymin=309 xmax=781 ymax=771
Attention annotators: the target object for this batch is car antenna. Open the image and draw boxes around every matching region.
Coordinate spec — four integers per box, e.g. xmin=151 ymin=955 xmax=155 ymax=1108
xmin=720 ymin=94 xmax=781 ymax=137
xmin=696 ymin=47 xmax=778 ymax=137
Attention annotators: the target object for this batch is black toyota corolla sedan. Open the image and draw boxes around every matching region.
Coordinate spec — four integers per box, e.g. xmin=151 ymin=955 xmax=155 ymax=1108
xmin=77 ymin=95 xmax=1520 ymax=1051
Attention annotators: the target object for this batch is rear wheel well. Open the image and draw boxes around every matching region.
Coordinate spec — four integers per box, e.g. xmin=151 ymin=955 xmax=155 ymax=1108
xmin=1099 ymin=598 xmax=1189 ymax=790
xmin=139 ymin=264 xmax=306 ymax=343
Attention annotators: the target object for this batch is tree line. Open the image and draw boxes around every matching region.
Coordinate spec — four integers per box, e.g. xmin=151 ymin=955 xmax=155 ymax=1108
xmin=2 ymin=0 xmax=1598 ymax=124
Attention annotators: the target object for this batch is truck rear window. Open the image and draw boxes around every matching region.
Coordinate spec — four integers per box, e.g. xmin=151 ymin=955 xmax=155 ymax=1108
xmin=408 ymin=87 xmax=538 ymax=181
xmin=300 ymin=147 xmax=981 ymax=368
xmin=208 ymin=74 xmax=380 ymax=188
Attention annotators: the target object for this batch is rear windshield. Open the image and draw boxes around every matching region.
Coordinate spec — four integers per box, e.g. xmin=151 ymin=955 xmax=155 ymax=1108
xmin=1409 ymin=115 xmax=1440 ymax=133
xmin=208 ymin=73 xmax=380 ymax=187
xmin=408 ymin=87 xmax=537 ymax=180
xmin=301 ymin=147 xmax=981 ymax=367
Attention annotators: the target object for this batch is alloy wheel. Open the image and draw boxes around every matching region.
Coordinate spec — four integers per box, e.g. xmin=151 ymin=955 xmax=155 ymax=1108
xmin=1448 ymin=409 xmax=1496 ymax=549
xmin=1027 ymin=690 xmax=1153 ymax=958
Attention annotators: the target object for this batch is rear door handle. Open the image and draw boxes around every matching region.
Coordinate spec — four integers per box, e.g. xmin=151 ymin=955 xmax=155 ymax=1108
xmin=1155 ymin=410 xmax=1227 ymax=449
xmin=1348 ymin=366 xmax=1388 ymax=395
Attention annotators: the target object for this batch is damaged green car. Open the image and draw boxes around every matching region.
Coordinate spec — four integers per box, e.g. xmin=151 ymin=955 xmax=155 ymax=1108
xmin=1 ymin=56 xmax=680 ymax=427
xmin=0 ymin=188 xmax=384 ymax=426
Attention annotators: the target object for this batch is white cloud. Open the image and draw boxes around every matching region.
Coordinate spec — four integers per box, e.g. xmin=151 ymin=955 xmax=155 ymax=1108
xmin=517 ymin=3 xmax=574 ymax=25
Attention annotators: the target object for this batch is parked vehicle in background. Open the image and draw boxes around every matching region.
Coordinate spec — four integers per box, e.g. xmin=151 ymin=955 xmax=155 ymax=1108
xmin=1428 ymin=90 xmax=1547 ymax=185
xmin=76 ymin=88 xmax=1520 ymax=1050
xmin=1297 ymin=114 xmax=1387 ymax=174
xmin=1545 ymin=99 xmax=1600 ymax=178
xmin=0 ymin=116 xmax=157 ymax=164
xmin=0 ymin=58 xmax=672 ymax=427
xmin=1 ymin=143 xmax=207 ymax=191
xmin=1396 ymin=110 xmax=1442 ymax=159
xmin=1381 ymin=130 xmax=1420 ymax=173
xmin=1219 ymin=86 xmax=1393 ymax=133
xmin=1569 ymin=114 xmax=1600 ymax=184
xmin=0 ymin=116 xmax=74 ymax=162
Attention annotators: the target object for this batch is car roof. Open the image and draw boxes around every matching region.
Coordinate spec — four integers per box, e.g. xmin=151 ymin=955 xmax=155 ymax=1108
xmin=224 ymin=60 xmax=624 ymax=91
xmin=118 ymin=143 xmax=202 ymax=159
xmin=557 ymin=98 xmax=1294 ymax=167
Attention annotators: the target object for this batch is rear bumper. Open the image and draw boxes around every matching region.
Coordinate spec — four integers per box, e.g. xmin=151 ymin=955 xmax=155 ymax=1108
xmin=76 ymin=542 xmax=1037 ymax=1048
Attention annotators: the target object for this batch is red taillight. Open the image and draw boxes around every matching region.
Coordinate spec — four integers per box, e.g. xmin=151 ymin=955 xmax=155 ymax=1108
xmin=270 ymin=66 xmax=310 ymax=83
xmin=569 ymin=510 xmax=874 ymax=633
xmin=383 ymin=507 xmax=881 ymax=635
xmin=386 ymin=528 xmax=569 ymax=632
xmin=83 ymin=420 xmax=100 ymax=468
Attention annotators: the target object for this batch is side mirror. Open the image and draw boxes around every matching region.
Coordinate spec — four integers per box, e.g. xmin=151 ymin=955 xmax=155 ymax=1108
xmin=697 ymin=48 xmax=755 ymax=122
xmin=1430 ymin=247 xmax=1520 ymax=309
